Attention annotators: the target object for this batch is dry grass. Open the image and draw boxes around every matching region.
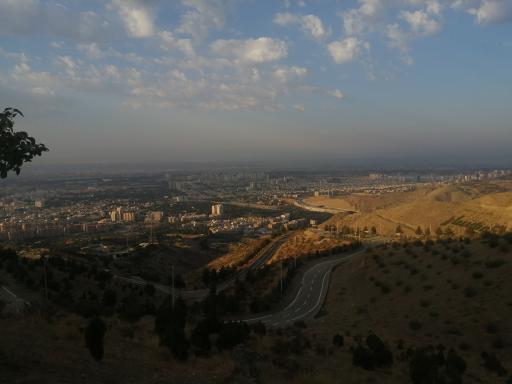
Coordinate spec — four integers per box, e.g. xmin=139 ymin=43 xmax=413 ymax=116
xmin=289 ymin=238 xmax=512 ymax=383
xmin=323 ymin=181 xmax=512 ymax=236
xmin=269 ymin=229 xmax=351 ymax=264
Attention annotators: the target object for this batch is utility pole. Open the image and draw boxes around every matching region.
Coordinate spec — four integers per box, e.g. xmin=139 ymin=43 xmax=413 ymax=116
xmin=171 ymin=264 xmax=175 ymax=308
xmin=43 ymin=256 xmax=48 ymax=300
xmin=280 ymin=261 xmax=283 ymax=296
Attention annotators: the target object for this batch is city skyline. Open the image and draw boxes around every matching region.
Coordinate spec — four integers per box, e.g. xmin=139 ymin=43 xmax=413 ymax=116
xmin=1 ymin=0 xmax=511 ymax=165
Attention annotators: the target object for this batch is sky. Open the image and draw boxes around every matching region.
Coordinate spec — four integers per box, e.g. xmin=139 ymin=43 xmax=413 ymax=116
xmin=0 ymin=0 xmax=511 ymax=167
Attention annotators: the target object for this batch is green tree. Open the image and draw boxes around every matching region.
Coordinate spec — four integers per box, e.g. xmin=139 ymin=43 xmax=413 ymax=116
xmin=1 ymin=108 xmax=48 ymax=178
xmin=154 ymin=299 xmax=189 ymax=361
xmin=84 ymin=317 xmax=107 ymax=361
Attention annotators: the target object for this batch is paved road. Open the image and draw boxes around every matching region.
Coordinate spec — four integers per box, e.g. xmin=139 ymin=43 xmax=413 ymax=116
xmin=0 ymin=286 xmax=30 ymax=315
xmin=114 ymin=235 xmax=289 ymax=302
xmin=242 ymin=248 xmax=365 ymax=328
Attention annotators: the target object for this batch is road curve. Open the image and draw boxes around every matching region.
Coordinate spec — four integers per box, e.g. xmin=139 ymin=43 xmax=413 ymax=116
xmin=241 ymin=248 xmax=365 ymax=328
xmin=114 ymin=235 xmax=290 ymax=302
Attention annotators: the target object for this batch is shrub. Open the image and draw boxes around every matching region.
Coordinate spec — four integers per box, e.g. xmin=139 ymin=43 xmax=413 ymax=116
xmin=332 ymin=333 xmax=344 ymax=347
xmin=472 ymin=271 xmax=484 ymax=279
xmin=251 ymin=321 xmax=266 ymax=336
xmin=481 ymin=351 xmax=508 ymax=376
xmin=486 ymin=322 xmax=499 ymax=334
xmin=409 ymin=347 xmax=466 ymax=384
xmin=445 ymin=349 xmax=466 ymax=379
xmin=217 ymin=322 xmax=250 ymax=351
xmin=485 ymin=259 xmax=507 ymax=269
xmin=409 ymin=320 xmax=423 ymax=331
xmin=491 ymin=337 xmax=505 ymax=350
xmin=464 ymin=286 xmax=478 ymax=298
xmin=351 ymin=333 xmax=393 ymax=370
xmin=84 ymin=317 xmax=106 ymax=361
xmin=409 ymin=347 xmax=441 ymax=384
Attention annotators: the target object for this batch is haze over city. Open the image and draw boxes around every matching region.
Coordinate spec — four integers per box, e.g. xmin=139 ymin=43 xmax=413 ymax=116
xmin=0 ymin=0 xmax=511 ymax=166
xmin=2 ymin=2 xmax=512 ymax=383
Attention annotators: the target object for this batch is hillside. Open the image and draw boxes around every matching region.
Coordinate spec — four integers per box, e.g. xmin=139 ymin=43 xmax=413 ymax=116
xmin=250 ymin=236 xmax=512 ymax=383
xmin=322 ymin=181 xmax=512 ymax=236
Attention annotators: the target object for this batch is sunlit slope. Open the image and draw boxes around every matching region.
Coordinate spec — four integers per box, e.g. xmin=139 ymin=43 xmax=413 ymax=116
xmin=322 ymin=181 xmax=512 ymax=235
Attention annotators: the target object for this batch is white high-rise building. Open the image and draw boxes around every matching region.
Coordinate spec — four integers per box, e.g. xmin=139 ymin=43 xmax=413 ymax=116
xmin=211 ymin=204 xmax=224 ymax=217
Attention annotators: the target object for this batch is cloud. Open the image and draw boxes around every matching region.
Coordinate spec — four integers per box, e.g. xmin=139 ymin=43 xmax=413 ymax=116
xmin=328 ymin=89 xmax=344 ymax=99
xmin=78 ymin=43 xmax=104 ymax=59
xmin=10 ymin=60 xmax=59 ymax=96
xmin=341 ymin=0 xmax=385 ymax=36
xmin=293 ymin=104 xmax=305 ymax=112
xmin=111 ymin=0 xmax=154 ymax=38
xmin=467 ymin=0 xmax=512 ymax=24
xmin=178 ymin=0 xmax=231 ymax=40
xmin=211 ymin=37 xmax=288 ymax=64
xmin=0 ymin=1 xmax=119 ymax=42
xmin=328 ymin=37 xmax=362 ymax=64
xmin=159 ymin=31 xmax=195 ymax=57
xmin=274 ymin=12 xmax=330 ymax=40
xmin=400 ymin=9 xmax=442 ymax=36
xmin=273 ymin=66 xmax=308 ymax=83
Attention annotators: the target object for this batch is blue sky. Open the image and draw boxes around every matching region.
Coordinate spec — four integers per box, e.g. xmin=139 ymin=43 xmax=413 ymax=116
xmin=0 ymin=0 xmax=511 ymax=166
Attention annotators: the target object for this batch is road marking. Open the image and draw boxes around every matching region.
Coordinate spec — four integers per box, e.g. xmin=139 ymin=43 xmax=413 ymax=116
xmin=242 ymin=248 xmax=366 ymax=325
xmin=1 ymin=286 xmax=30 ymax=306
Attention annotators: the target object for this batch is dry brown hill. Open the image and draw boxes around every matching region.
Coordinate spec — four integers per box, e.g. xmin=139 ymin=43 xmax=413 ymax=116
xmin=322 ymin=181 xmax=512 ymax=236
xmin=252 ymin=237 xmax=512 ymax=384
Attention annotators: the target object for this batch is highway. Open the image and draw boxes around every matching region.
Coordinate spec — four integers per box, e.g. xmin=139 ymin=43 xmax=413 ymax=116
xmin=114 ymin=236 xmax=366 ymax=328
xmin=241 ymin=247 xmax=365 ymax=328
xmin=0 ymin=285 xmax=30 ymax=315
xmin=114 ymin=235 xmax=289 ymax=302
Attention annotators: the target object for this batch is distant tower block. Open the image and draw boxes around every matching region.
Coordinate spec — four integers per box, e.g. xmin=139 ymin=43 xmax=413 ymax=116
xmin=211 ymin=204 xmax=224 ymax=217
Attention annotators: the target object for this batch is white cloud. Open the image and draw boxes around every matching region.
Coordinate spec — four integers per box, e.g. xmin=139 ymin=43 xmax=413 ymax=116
xmin=293 ymin=104 xmax=305 ymax=112
xmin=111 ymin=0 xmax=154 ymax=38
xmin=0 ymin=1 xmax=118 ymax=42
xmin=386 ymin=23 xmax=409 ymax=52
xmin=0 ymin=47 xmax=28 ymax=62
xmin=10 ymin=60 xmax=58 ymax=96
xmin=159 ymin=31 xmax=195 ymax=57
xmin=211 ymin=37 xmax=288 ymax=64
xmin=467 ymin=0 xmax=512 ymax=24
xmin=328 ymin=37 xmax=362 ymax=64
xmin=178 ymin=0 xmax=231 ymax=40
xmin=400 ymin=10 xmax=442 ymax=36
xmin=274 ymin=12 xmax=330 ymax=40
xmin=78 ymin=43 xmax=104 ymax=59
xmin=273 ymin=66 xmax=308 ymax=83
xmin=341 ymin=0 xmax=385 ymax=36
xmin=31 ymin=86 xmax=55 ymax=96
xmin=328 ymin=89 xmax=344 ymax=99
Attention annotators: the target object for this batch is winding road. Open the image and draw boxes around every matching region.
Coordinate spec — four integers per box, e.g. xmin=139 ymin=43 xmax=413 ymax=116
xmin=114 ymin=235 xmax=290 ymax=302
xmin=115 ymin=235 xmax=366 ymax=328
xmin=241 ymin=248 xmax=365 ymax=327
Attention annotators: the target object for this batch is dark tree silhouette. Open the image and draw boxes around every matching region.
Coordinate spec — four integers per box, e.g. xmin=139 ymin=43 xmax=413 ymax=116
xmin=0 ymin=108 xmax=48 ymax=178
xmin=84 ymin=317 xmax=107 ymax=361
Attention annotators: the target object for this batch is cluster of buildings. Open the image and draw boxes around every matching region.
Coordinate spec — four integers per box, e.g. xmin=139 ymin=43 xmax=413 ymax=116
xmin=2 ymin=167 xmax=511 ymax=243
